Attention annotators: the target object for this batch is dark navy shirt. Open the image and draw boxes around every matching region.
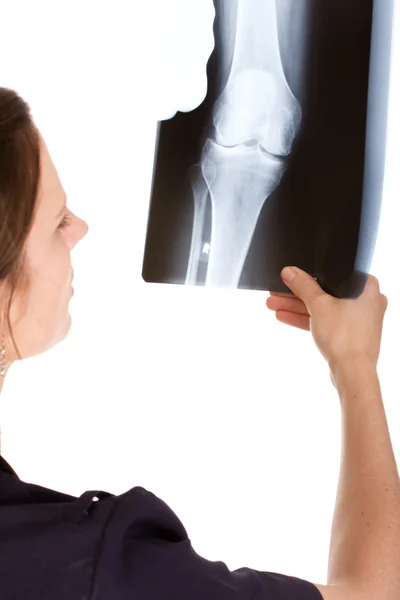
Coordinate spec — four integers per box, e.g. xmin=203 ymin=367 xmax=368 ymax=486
xmin=0 ymin=454 xmax=324 ymax=599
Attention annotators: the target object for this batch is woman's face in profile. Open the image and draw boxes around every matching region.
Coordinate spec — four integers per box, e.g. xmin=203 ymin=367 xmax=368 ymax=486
xmin=7 ymin=131 xmax=89 ymax=363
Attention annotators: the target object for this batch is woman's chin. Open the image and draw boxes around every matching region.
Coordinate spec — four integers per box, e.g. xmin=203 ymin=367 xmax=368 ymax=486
xmin=61 ymin=312 xmax=72 ymax=340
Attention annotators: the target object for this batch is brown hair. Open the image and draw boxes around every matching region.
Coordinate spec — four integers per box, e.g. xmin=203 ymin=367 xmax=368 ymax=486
xmin=0 ymin=87 xmax=41 ymax=361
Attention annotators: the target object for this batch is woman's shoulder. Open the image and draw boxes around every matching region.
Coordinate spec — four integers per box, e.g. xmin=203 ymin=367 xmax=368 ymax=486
xmin=0 ymin=466 xmax=323 ymax=600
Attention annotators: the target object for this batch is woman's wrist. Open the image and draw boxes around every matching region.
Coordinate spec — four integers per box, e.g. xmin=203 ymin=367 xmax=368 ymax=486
xmin=330 ymin=356 xmax=380 ymax=405
xmin=329 ymin=355 xmax=377 ymax=378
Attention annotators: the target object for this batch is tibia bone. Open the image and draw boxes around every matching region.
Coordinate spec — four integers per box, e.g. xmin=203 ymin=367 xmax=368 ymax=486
xmin=200 ymin=138 xmax=285 ymax=288
xmin=185 ymin=165 xmax=210 ymax=285
xmin=213 ymin=0 xmax=302 ymax=156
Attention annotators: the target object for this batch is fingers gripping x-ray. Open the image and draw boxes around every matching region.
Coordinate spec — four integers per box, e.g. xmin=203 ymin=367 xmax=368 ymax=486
xmin=185 ymin=0 xmax=308 ymax=288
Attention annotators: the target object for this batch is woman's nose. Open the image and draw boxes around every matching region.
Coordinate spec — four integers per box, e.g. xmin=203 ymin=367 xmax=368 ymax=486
xmin=72 ymin=218 xmax=89 ymax=249
xmin=80 ymin=219 xmax=89 ymax=239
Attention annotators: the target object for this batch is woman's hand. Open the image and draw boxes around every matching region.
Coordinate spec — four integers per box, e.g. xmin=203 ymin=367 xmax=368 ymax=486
xmin=266 ymin=288 xmax=338 ymax=388
xmin=266 ymin=267 xmax=388 ymax=389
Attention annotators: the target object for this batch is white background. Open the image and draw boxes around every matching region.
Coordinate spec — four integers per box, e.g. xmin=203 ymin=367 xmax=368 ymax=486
xmin=0 ymin=0 xmax=398 ymax=585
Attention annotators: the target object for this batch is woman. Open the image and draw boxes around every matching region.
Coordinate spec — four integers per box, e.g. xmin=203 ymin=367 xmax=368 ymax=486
xmin=0 ymin=87 xmax=399 ymax=600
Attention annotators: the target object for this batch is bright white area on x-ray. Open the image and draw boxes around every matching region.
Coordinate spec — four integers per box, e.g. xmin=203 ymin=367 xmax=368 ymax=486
xmin=152 ymin=0 xmax=216 ymax=119
xmin=0 ymin=0 xmax=399 ymax=586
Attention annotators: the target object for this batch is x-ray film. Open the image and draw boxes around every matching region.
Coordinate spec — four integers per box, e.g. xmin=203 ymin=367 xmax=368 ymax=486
xmin=142 ymin=0 xmax=394 ymax=298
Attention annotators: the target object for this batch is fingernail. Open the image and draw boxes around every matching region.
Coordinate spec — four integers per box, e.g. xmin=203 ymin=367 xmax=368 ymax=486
xmin=281 ymin=267 xmax=296 ymax=283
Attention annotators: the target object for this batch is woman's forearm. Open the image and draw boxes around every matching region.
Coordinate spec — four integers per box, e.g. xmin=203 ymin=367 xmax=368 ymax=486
xmin=327 ymin=358 xmax=400 ymax=599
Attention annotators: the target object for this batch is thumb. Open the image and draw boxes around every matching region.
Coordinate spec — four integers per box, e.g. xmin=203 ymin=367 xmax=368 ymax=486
xmin=281 ymin=266 xmax=326 ymax=310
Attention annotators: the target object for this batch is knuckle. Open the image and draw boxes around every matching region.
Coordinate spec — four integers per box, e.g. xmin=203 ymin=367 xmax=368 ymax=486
xmin=299 ymin=278 xmax=312 ymax=292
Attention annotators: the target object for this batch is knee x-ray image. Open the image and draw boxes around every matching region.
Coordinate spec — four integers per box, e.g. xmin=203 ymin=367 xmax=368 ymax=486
xmin=142 ymin=0 xmax=394 ymax=298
